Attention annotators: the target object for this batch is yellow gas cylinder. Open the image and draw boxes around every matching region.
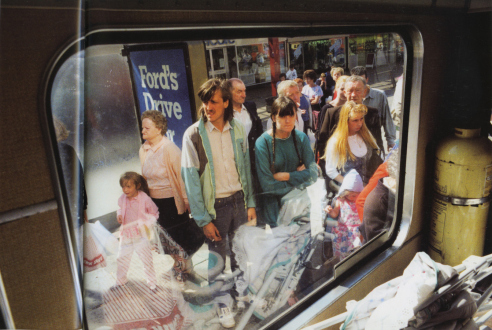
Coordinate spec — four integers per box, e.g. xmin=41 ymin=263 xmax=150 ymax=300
xmin=428 ymin=128 xmax=492 ymax=266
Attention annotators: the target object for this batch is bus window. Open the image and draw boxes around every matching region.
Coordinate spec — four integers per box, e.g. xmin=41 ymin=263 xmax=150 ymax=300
xmin=50 ymin=30 xmax=408 ymax=329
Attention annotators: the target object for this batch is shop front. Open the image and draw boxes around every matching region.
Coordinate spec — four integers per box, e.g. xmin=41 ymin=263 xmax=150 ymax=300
xmin=205 ymin=34 xmax=403 ymax=86
xmin=205 ymin=38 xmax=288 ymax=86
xmin=347 ymin=33 xmax=404 ymax=69
xmin=287 ymin=35 xmax=347 ymax=77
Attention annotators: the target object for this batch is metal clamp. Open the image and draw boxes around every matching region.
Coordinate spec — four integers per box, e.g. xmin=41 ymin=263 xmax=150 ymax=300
xmin=434 ymin=192 xmax=490 ymax=206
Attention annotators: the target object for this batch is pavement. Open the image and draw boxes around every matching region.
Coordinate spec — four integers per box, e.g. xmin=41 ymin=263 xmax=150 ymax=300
xmin=84 ymin=178 xmax=328 ymax=330
xmin=84 ymin=231 xmax=217 ymax=330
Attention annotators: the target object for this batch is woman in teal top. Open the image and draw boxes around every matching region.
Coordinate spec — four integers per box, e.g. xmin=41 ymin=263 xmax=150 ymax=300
xmin=255 ymin=96 xmax=318 ymax=226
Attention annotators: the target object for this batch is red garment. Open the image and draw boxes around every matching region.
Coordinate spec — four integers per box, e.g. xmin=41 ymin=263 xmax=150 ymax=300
xmin=355 ymin=162 xmax=388 ymax=220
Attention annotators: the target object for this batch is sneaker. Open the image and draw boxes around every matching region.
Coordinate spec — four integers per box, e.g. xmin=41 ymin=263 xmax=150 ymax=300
xmin=236 ymin=294 xmax=250 ymax=310
xmin=217 ymin=303 xmax=235 ymax=328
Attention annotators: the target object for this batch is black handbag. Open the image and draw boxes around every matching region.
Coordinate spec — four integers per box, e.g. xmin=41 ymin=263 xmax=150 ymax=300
xmin=165 ymin=213 xmax=206 ymax=256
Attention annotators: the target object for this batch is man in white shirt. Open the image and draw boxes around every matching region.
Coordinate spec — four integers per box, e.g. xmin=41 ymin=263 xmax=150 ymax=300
xmin=286 ymin=63 xmax=297 ymax=80
xmin=226 ymin=78 xmax=263 ymax=161
xmin=181 ymin=79 xmax=256 ymax=328
xmin=226 ymin=78 xmax=264 ymax=198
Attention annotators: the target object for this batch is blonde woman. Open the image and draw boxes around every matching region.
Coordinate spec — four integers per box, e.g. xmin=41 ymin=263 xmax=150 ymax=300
xmin=324 ymin=101 xmax=380 ymax=185
xmin=329 ymin=75 xmax=349 ymax=107
xmin=330 ymin=67 xmax=345 ymax=99
xmin=330 ymin=66 xmax=344 ymax=82
xmin=317 ymin=75 xmax=349 ymax=154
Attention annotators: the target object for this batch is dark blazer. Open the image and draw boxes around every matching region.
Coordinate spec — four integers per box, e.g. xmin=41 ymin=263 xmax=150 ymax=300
xmin=243 ymin=101 xmax=264 ymax=162
xmin=316 ymin=104 xmax=383 ymax=159
xmin=243 ymin=101 xmax=264 ymax=196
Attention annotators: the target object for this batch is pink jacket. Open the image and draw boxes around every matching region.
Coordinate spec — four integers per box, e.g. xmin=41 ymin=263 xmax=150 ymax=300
xmin=139 ymin=137 xmax=188 ymax=214
xmin=117 ymin=191 xmax=159 ymax=227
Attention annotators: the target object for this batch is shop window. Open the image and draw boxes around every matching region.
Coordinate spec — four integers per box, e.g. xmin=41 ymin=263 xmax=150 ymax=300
xmin=49 ymin=30 xmax=410 ymax=329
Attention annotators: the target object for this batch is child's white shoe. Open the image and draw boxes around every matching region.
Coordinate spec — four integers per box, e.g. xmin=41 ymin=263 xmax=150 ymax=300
xmin=217 ymin=303 xmax=235 ymax=328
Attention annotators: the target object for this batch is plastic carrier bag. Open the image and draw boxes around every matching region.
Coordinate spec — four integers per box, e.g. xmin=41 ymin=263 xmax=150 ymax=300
xmin=89 ymin=220 xmax=119 ymax=255
xmin=341 ymin=252 xmax=458 ymax=330
xmin=83 ymin=221 xmax=119 ymax=273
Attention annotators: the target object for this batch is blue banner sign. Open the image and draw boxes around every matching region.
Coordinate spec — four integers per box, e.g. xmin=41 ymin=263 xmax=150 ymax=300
xmin=127 ymin=47 xmax=194 ymax=149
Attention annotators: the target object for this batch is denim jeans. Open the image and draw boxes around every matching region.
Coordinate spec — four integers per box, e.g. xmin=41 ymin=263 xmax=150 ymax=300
xmin=208 ymin=190 xmax=248 ymax=278
xmin=208 ymin=190 xmax=248 ymax=307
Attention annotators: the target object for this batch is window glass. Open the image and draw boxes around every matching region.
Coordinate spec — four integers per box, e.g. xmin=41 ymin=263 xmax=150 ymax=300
xmin=51 ymin=33 xmax=405 ymax=329
xmin=235 ymin=42 xmax=277 ymax=85
xmin=51 ymin=51 xmax=85 ymax=262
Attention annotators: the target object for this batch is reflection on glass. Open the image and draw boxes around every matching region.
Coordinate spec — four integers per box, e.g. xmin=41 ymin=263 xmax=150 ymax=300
xmin=51 ymin=52 xmax=85 ymax=269
xmin=236 ymin=42 xmax=275 ymax=85
xmin=51 ymin=33 xmax=405 ymax=329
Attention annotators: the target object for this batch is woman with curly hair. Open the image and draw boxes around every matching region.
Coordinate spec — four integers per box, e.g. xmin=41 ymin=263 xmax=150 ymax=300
xmin=139 ymin=110 xmax=204 ymax=281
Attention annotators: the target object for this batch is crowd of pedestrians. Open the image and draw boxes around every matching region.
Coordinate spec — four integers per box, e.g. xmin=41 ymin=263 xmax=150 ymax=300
xmin=108 ymin=64 xmax=401 ymax=328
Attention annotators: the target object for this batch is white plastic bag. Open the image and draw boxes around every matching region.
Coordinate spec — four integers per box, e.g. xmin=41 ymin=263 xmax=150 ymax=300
xmin=148 ymin=224 xmax=164 ymax=255
xmin=83 ymin=224 xmax=107 ymax=273
xmin=86 ymin=221 xmax=119 ymax=256
xmin=307 ymin=128 xmax=316 ymax=148
xmin=341 ymin=252 xmax=458 ymax=330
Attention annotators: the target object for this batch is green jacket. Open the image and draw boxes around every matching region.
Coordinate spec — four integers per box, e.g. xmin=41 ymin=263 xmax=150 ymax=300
xmin=181 ymin=118 xmax=255 ymax=227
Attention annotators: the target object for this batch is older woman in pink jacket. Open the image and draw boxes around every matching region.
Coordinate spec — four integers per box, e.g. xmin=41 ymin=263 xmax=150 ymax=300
xmin=139 ymin=110 xmax=203 ymax=257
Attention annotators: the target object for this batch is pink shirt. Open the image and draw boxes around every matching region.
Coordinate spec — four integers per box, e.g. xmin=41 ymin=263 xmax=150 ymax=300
xmin=139 ymin=136 xmax=189 ymax=214
xmin=142 ymin=138 xmax=173 ymax=198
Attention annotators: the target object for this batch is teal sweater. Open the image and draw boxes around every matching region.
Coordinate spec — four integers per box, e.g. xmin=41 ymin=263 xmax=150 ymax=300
xmin=255 ymin=130 xmax=318 ymax=226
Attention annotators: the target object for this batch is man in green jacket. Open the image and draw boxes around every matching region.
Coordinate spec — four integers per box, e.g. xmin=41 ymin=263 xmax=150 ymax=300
xmin=181 ymin=78 xmax=256 ymax=328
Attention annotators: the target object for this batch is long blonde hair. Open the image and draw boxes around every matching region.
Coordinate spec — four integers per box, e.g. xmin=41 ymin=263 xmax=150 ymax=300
xmin=327 ymin=101 xmax=378 ymax=169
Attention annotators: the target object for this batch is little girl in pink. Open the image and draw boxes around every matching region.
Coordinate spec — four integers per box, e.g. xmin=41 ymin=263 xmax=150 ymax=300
xmin=325 ymin=169 xmax=364 ymax=259
xmin=116 ymin=171 xmax=159 ymax=290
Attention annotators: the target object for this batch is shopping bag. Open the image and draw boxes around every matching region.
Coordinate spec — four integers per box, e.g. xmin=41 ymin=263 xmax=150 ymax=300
xmin=307 ymin=128 xmax=316 ymax=148
xmin=156 ymin=224 xmax=195 ymax=275
xmin=277 ymin=188 xmax=311 ymax=226
xmin=139 ymin=223 xmax=152 ymax=240
xmin=148 ymin=224 xmax=164 ymax=255
xmin=87 ymin=221 xmax=119 ymax=256
xmin=83 ymin=229 xmax=107 ymax=273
